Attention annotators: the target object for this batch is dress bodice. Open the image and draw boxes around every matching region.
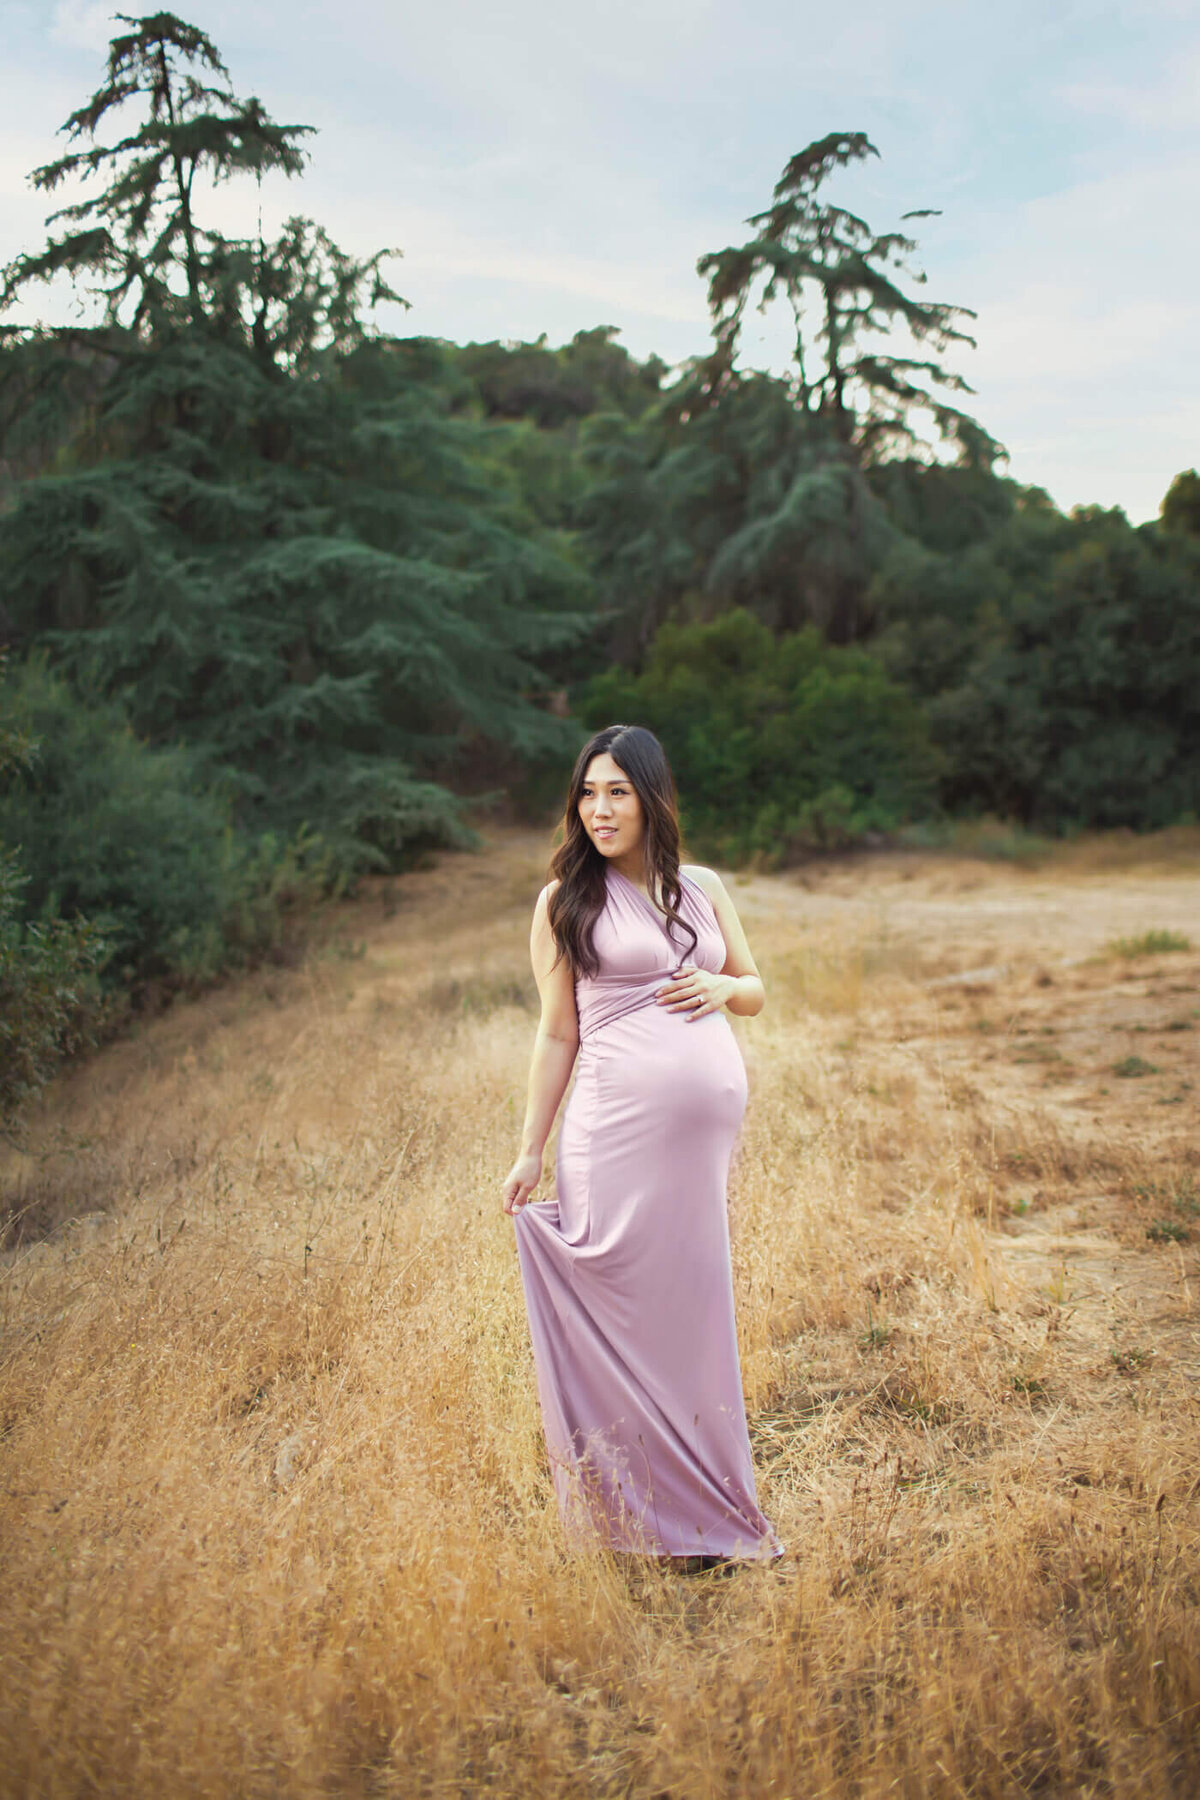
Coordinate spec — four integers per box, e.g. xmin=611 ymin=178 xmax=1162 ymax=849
xmin=574 ymin=867 xmax=727 ymax=1043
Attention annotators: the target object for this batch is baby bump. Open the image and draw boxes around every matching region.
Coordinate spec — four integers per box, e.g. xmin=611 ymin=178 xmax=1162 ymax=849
xmin=553 ymin=1003 xmax=748 ymax=1259
xmin=570 ymin=1001 xmax=747 ymax=1147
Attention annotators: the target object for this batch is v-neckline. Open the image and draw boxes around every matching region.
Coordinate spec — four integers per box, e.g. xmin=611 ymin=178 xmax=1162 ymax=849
xmin=609 ymin=864 xmax=659 ymax=909
xmin=609 ymin=864 xmax=689 ymax=931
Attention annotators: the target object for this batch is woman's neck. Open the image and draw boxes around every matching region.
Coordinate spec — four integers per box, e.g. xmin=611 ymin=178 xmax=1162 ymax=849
xmin=611 ymin=851 xmax=664 ymax=905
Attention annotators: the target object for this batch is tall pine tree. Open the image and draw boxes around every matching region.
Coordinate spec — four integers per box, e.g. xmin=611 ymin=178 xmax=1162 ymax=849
xmin=578 ymin=136 xmax=1005 ymax=651
xmin=0 ymin=13 xmax=589 ymax=868
xmin=697 ymin=132 xmax=1003 ymax=466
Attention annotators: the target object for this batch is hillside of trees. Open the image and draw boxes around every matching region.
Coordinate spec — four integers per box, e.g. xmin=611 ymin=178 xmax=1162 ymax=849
xmin=2 ymin=14 xmax=1198 ymax=1127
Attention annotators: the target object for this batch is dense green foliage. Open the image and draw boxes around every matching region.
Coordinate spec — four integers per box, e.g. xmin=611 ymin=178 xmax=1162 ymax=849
xmin=0 ymin=14 xmax=587 ymax=874
xmin=0 ymin=660 xmax=106 ymax=1134
xmin=0 ymin=658 xmax=326 ymax=989
xmin=1 ymin=329 xmax=585 ymax=865
xmin=1161 ymin=469 xmax=1200 ymax=538
xmin=455 ymin=327 xmax=665 ymax=429
xmin=578 ymin=373 xmax=895 ymax=653
xmin=1 ymin=10 xmax=1197 ymax=1124
xmin=871 ymin=497 xmax=1200 ymax=829
xmin=0 ymin=859 xmax=104 ymax=1138
xmin=584 ymin=610 xmax=941 ymax=862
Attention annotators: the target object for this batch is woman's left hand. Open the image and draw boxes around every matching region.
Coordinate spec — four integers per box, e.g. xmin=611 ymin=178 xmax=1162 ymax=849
xmin=656 ymin=964 xmax=736 ymax=1021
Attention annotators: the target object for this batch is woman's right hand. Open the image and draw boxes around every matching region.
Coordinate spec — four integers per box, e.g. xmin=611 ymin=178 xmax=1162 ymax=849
xmin=502 ymin=1152 xmax=543 ymax=1216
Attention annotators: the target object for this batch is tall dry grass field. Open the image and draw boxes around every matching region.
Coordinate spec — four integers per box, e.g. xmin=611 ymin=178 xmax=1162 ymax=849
xmin=2 ymin=829 xmax=1198 ymax=1797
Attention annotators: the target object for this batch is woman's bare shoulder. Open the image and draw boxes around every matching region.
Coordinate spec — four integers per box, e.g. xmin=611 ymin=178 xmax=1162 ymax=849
xmin=532 ymin=877 xmax=562 ymax=917
xmin=680 ymin=863 xmax=725 ymax=897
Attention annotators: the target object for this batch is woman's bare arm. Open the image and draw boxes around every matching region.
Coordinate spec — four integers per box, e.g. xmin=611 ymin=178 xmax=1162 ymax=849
xmin=502 ymin=883 xmax=580 ymax=1213
xmin=657 ymin=864 xmax=765 ymax=1019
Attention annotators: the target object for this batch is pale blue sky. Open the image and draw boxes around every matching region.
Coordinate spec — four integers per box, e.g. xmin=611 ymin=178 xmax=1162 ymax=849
xmin=3 ymin=0 xmax=1198 ymax=521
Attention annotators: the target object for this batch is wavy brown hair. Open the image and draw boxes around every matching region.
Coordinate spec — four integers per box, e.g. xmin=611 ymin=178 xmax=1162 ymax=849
xmin=547 ymin=724 xmax=698 ymax=978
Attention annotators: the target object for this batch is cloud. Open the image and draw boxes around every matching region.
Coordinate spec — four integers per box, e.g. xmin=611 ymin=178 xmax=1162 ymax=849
xmin=0 ymin=136 xmax=52 ymax=204
xmin=973 ymin=288 xmax=1191 ymax=389
xmin=50 ymin=1 xmax=115 ymax=53
xmin=929 ymin=132 xmax=1200 ymax=520
xmin=5 ymin=0 xmax=1199 ymax=520
xmin=408 ymin=237 xmax=703 ymax=330
xmin=1059 ymin=43 xmax=1200 ymax=132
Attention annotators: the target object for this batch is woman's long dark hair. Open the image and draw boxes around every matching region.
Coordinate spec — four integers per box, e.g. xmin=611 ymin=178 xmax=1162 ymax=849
xmin=547 ymin=724 xmax=698 ymax=978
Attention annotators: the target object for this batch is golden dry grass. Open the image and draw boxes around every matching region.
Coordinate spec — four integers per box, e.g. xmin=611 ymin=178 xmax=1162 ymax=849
xmin=2 ymin=828 xmax=1198 ymax=1798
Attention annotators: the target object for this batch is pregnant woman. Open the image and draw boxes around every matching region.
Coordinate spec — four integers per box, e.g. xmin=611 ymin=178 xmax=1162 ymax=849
xmin=502 ymin=723 xmax=783 ymax=1569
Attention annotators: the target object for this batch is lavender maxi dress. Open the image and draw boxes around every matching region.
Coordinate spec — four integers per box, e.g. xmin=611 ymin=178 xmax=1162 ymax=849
xmin=513 ymin=865 xmax=783 ymax=1561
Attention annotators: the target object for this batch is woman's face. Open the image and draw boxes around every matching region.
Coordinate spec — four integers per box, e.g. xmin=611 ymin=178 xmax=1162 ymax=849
xmin=578 ymin=752 xmax=644 ymax=859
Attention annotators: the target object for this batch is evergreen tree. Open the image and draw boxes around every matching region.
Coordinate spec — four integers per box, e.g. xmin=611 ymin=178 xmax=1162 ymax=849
xmin=867 ymin=459 xmax=1020 ymax=557
xmin=868 ymin=483 xmax=1065 ymax=701
xmin=697 ymin=133 xmax=1003 ymax=466
xmin=0 ymin=14 xmax=589 ymax=869
xmin=0 ymin=13 xmax=311 ymax=335
xmin=579 ymin=370 xmax=895 ymax=651
xmin=577 ymin=137 xmax=1004 ymax=652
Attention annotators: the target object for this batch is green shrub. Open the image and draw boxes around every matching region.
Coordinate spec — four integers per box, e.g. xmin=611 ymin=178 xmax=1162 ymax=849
xmin=1107 ymin=929 xmax=1191 ymax=958
xmin=926 ymin=516 xmax=1200 ymax=831
xmin=0 ymin=660 xmax=108 ymax=1134
xmin=582 ymin=609 xmax=941 ymax=864
xmin=0 ymin=848 xmax=107 ymax=1135
xmin=0 ymin=657 xmax=328 ymax=992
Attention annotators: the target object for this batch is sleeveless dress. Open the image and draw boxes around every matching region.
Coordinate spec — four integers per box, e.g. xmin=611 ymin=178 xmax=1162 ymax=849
xmin=512 ymin=865 xmax=783 ymax=1561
